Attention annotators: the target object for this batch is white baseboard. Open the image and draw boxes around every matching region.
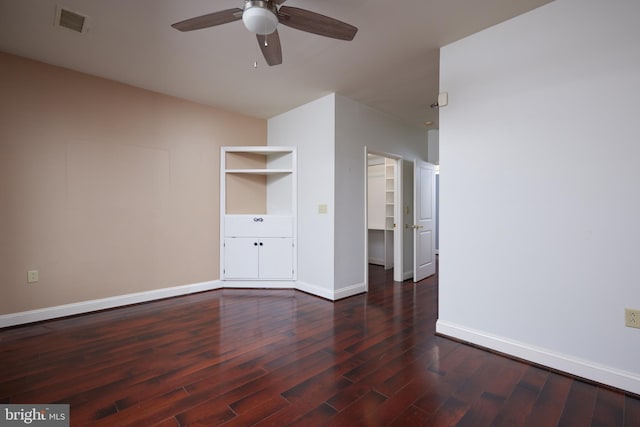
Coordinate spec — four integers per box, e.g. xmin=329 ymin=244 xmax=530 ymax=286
xmin=403 ymin=269 xmax=413 ymax=281
xmin=2 ymin=279 xmax=368 ymax=329
xmin=333 ymin=282 xmax=366 ymax=300
xmin=221 ymin=280 xmax=295 ymax=289
xmin=224 ymin=280 xmax=352 ymax=302
xmin=295 ymin=281 xmax=334 ymax=300
xmin=0 ymin=280 xmax=222 ymax=328
xmin=436 ymin=320 xmax=640 ymax=395
xmin=295 ymin=281 xmax=366 ymax=301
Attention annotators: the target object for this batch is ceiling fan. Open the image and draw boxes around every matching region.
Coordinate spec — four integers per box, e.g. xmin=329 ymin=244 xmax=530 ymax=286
xmin=171 ymin=0 xmax=358 ymax=66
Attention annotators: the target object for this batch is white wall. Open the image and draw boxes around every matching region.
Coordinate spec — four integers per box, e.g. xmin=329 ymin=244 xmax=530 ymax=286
xmin=438 ymin=0 xmax=640 ymax=394
xmin=335 ymin=95 xmax=427 ymax=296
xmin=268 ymin=93 xmax=428 ymax=299
xmin=427 ymin=129 xmax=439 ymax=164
xmin=268 ymin=94 xmax=335 ymax=299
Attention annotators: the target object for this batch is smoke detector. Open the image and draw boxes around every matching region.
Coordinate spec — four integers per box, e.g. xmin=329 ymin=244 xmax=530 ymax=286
xmin=55 ymin=5 xmax=90 ymax=33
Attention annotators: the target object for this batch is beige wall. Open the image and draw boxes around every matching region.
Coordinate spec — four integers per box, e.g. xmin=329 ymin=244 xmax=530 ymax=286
xmin=224 ymin=152 xmax=267 ymax=214
xmin=0 ymin=52 xmax=267 ymax=314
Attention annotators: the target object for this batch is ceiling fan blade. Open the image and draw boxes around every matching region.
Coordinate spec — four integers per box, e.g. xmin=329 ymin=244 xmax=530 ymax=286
xmin=257 ymin=31 xmax=283 ymax=66
xmin=171 ymin=8 xmax=243 ymax=32
xmin=278 ymin=6 xmax=357 ymax=41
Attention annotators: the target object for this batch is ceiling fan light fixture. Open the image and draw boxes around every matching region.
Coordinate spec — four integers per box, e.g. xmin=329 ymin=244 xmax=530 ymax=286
xmin=171 ymin=1 xmax=357 ymax=67
xmin=243 ymin=1 xmax=278 ymax=35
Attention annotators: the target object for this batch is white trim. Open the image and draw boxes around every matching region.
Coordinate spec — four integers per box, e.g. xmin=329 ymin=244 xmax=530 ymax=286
xmin=333 ymin=282 xmax=367 ymax=300
xmin=364 ymin=147 xmax=369 ymax=293
xmin=0 ymin=280 xmax=222 ymax=328
xmin=1 ymin=279 xmax=368 ymax=329
xmin=368 ymin=257 xmax=385 ymax=266
xmin=436 ymin=320 xmax=640 ymax=395
xmin=393 ymin=158 xmax=403 ymax=283
xmin=403 ymin=270 xmax=413 ymax=281
xmin=295 ymin=281 xmax=335 ymax=301
xmin=296 ymin=281 xmax=366 ymax=301
xmin=222 ymin=280 xmax=295 ymax=289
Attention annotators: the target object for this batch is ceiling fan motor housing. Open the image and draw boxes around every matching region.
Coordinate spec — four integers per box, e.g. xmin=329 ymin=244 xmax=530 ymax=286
xmin=243 ymin=1 xmax=279 ymax=35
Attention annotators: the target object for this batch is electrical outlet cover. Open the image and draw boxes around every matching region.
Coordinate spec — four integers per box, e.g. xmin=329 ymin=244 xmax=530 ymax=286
xmin=625 ymin=308 xmax=640 ymax=329
xmin=27 ymin=270 xmax=39 ymax=283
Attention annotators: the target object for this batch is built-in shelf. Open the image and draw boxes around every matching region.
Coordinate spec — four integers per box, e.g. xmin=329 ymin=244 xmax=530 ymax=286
xmin=222 ymin=146 xmax=295 ymax=215
xmin=225 ymin=169 xmax=293 ymax=175
xmin=384 ymin=158 xmax=395 ymax=232
xmin=223 ymin=147 xmax=293 ymax=154
xmin=368 ymin=155 xmax=396 ymax=270
xmin=221 ymin=146 xmax=297 ymax=281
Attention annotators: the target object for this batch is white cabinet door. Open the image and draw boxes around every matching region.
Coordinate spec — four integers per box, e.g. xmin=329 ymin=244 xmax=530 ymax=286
xmin=224 ymin=238 xmax=259 ymax=279
xmin=223 ymin=237 xmax=293 ymax=280
xmin=259 ymin=238 xmax=293 ymax=279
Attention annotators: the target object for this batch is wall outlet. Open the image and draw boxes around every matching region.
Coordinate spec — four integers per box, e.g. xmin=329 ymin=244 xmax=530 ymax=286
xmin=625 ymin=308 xmax=640 ymax=329
xmin=27 ymin=270 xmax=39 ymax=283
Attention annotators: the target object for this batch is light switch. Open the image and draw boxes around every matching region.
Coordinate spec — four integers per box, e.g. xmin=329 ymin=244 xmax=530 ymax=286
xmin=438 ymin=92 xmax=448 ymax=107
xmin=318 ymin=204 xmax=328 ymax=214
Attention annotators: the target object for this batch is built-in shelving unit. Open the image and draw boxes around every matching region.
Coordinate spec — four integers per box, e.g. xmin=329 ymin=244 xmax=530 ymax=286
xmin=367 ymin=155 xmax=395 ymax=270
xmin=384 ymin=158 xmax=395 ymax=232
xmin=220 ymin=146 xmax=297 ymax=281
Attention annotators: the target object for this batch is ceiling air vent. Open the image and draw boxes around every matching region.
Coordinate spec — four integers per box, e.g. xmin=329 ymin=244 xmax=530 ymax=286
xmin=55 ymin=6 xmax=90 ymax=33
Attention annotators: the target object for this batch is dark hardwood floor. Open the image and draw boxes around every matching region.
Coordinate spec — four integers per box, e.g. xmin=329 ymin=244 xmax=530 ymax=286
xmin=1 ymin=265 xmax=639 ymax=426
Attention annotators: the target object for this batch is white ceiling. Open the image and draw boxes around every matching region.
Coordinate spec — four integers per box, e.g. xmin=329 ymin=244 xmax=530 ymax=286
xmin=0 ymin=0 xmax=553 ymax=128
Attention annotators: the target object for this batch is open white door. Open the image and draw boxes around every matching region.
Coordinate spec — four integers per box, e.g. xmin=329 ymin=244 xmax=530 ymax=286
xmin=413 ymin=160 xmax=436 ymax=282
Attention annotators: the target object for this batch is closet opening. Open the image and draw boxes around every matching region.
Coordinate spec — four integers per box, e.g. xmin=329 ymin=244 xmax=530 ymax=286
xmin=365 ymin=149 xmax=403 ymax=288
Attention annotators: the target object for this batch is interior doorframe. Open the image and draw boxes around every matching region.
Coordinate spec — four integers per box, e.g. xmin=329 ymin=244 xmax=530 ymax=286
xmin=364 ymin=147 xmax=404 ymax=289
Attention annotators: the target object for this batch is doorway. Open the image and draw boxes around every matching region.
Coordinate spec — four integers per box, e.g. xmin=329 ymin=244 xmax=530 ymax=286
xmin=365 ymin=149 xmax=403 ymax=286
xmin=364 ymin=150 xmax=437 ymax=288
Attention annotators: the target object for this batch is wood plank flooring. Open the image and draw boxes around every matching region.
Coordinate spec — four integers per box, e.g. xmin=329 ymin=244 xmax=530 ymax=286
xmin=1 ymin=265 xmax=639 ymax=426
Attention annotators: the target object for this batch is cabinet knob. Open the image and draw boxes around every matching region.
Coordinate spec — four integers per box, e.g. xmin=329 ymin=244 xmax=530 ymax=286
xmin=254 ymin=242 xmax=258 ymax=246
xmin=259 ymin=242 xmax=263 ymax=246
xmin=253 ymin=217 xmax=264 ymax=222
